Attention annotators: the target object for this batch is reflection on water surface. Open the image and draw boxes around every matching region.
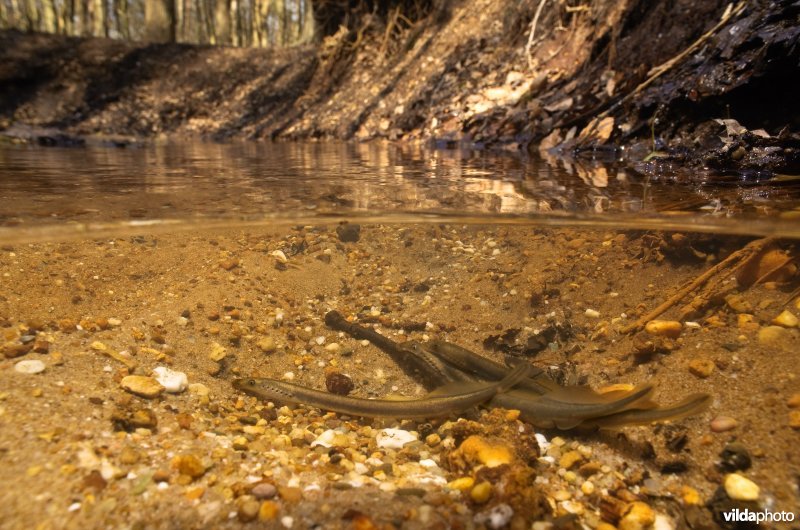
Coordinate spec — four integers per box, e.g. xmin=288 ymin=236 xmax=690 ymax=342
xmin=1 ymin=140 xmax=799 ymax=241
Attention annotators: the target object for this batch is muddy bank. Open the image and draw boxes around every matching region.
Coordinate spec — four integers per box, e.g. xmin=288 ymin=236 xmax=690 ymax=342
xmin=0 ymin=0 xmax=798 ymax=172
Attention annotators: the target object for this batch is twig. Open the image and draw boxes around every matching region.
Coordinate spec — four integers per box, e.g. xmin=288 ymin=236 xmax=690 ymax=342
xmin=598 ymin=1 xmax=745 ymax=119
xmin=526 ymin=0 xmax=548 ymax=70
xmin=620 ymin=237 xmax=775 ymax=334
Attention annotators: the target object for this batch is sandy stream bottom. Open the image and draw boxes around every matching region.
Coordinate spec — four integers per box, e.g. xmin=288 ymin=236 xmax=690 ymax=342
xmin=0 ymin=224 xmax=797 ymax=529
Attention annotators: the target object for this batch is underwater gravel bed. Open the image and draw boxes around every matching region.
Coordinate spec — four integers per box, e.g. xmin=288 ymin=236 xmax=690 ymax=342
xmin=0 ymin=224 xmax=798 ymax=529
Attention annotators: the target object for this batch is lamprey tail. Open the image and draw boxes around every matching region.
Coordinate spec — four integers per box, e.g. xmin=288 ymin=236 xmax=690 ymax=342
xmin=491 ymin=383 xmax=656 ymax=429
xmin=581 ymin=393 xmax=712 ymax=429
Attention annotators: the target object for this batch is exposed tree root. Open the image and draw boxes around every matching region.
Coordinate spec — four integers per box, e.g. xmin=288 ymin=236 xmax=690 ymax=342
xmin=621 ymin=236 xmax=777 ymax=334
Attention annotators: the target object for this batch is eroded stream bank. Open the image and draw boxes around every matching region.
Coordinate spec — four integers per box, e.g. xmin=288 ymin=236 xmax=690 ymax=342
xmin=1 ymin=0 xmax=799 ymax=173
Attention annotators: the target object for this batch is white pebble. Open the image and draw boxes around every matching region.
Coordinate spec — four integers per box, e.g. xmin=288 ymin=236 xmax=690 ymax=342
xmin=724 ymin=473 xmax=760 ymax=501
xmin=14 ymin=359 xmax=45 ymax=374
xmin=535 ymin=433 xmax=550 ymax=452
xmin=474 ymin=503 xmax=514 ymax=529
xmin=585 ymin=308 xmax=600 ymax=318
xmin=376 ymin=428 xmax=417 ymax=449
xmin=271 ymin=250 xmax=287 ymax=263
xmin=310 ymin=429 xmax=337 ymax=448
xmin=152 ymin=366 xmax=188 ymax=393
xmin=654 ymin=514 xmax=676 ymax=530
xmin=280 ymin=516 xmax=294 ymax=528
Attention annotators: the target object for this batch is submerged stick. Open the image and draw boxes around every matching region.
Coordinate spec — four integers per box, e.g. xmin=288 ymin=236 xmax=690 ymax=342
xmin=621 ymin=237 xmax=774 ymax=333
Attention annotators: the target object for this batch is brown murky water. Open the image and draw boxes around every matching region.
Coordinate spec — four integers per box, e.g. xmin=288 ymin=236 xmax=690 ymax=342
xmin=0 ymin=141 xmax=798 ymax=529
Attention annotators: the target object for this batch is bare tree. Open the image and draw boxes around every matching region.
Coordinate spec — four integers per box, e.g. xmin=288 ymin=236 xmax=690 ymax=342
xmin=1 ymin=0 xmax=314 ymax=46
xmin=144 ymin=0 xmax=175 ymax=42
xmin=214 ymin=0 xmax=231 ymax=44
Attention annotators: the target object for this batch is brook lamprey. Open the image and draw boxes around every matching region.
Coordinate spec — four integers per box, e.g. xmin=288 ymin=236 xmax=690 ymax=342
xmin=232 ymin=362 xmax=533 ymax=419
xmin=235 ymin=310 xmax=711 ymax=429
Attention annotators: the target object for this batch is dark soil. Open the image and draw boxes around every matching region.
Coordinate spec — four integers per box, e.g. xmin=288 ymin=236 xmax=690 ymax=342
xmin=0 ymin=0 xmax=799 ymax=172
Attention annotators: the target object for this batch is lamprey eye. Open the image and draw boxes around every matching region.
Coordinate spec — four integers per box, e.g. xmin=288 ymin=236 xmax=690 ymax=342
xmin=248 ymin=379 xmax=256 ymax=386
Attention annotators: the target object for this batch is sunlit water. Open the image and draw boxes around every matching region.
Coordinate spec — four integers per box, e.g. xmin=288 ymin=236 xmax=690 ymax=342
xmin=1 ymin=140 xmax=799 ymax=242
xmin=2 ymin=140 xmax=800 ymax=526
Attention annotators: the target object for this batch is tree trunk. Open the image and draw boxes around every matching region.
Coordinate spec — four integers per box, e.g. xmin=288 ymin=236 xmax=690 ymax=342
xmin=41 ymin=0 xmax=56 ymax=32
xmin=22 ymin=0 xmax=39 ymax=30
xmin=91 ymin=0 xmax=105 ymax=36
xmin=299 ymin=0 xmax=314 ymax=43
xmin=214 ymin=0 xmax=231 ymax=45
xmin=114 ymin=0 xmax=130 ymax=39
xmin=144 ymin=0 xmax=175 ymax=42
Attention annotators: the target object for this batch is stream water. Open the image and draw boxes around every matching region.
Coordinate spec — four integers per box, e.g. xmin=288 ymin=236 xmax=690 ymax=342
xmin=1 ymin=140 xmax=799 ymax=241
xmin=1 ymin=140 xmax=798 ymax=528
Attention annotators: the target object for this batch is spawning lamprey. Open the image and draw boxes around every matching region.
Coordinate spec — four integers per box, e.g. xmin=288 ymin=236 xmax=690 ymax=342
xmin=233 ymin=310 xmax=711 ymax=428
xmin=232 ymin=362 xmax=533 ymax=419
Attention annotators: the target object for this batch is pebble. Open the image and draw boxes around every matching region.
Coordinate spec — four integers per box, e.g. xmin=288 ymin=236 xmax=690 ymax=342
xmin=645 ymin=320 xmax=682 ymax=338
xmin=470 ymin=481 xmax=493 ymax=503
xmin=559 ymin=450 xmax=584 ymax=470
xmin=257 ymin=337 xmax=277 ymax=353
xmin=788 ymin=393 xmax=800 ymax=408
xmin=152 ymin=367 xmax=188 ymax=393
xmin=619 ymin=501 xmax=656 ymax=530
xmin=188 ymin=383 xmax=210 ymax=396
xmin=237 ymin=497 xmax=260 ymax=522
xmin=447 ymin=477 xmax=475 ymax=491
xmin=277 ymin=486 xmax=302 ymax=503
xmin=758 ymin=325 xmax=793 ymax=347
xmin=710 ymin=416 xmax=738 ymax=432
xmin=311 ymin=429 xmax=350 ymax=448
xmin=724 ymin=294 xmax=752 ymax=313
xmin=773 ymin=310 xmax=798 ymax=327
xmin=681 ymin=486 xmax=701 ymax=505
xmin=252 ymin=482 xmax=277 ymax=500
xmin=653 ymin=514 xmax=675 ymax=530
xmin=788 ymin=410 xmax=800 ymax=430
xmin=375 ymin=428 xmax=417 ymax=449
xmin=474 ymin=503 xmax=513 ymax=529
xmin=723 ymin=473 xmax=760 ymax=501
xmin=718 ymin=443 xmax=752 ymax=472
xmin=688 ymin=359 xmax=714 ymax=378
xmin=324 ymin=372 xmax=354 ymax=396
xmin=737 ymin=313 xmax=759 ymax=332
xmin=209 ymin=342 xmax=227 ymax=361
xmin=120 ymin=376 xmax=164 ymax=399
xmin=259 ymin=500 xmax=279 ymax=521
xmin=454 ymin=435 xmax=513 ymax=468
xmin=219 ymin=258 xmax=239 ymax=271
xmin=14 ymin=359 xmax=46 ymax=374
xmin=585 ymin=309 xmax=600 ymax=318
xmin=171 ymin=454 xmax=206 ymax=479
